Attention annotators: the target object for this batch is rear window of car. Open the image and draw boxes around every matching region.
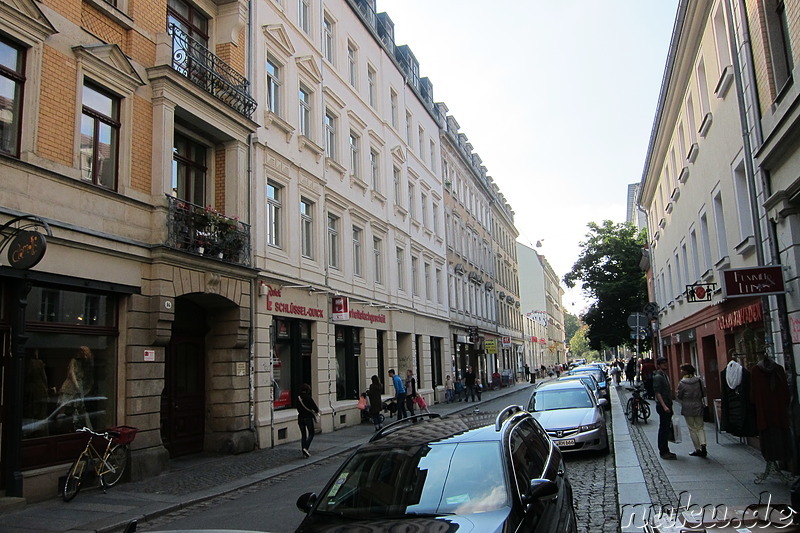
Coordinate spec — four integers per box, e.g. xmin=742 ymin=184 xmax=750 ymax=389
xmin=317 ymin=441 xmax=509 ymax=517
xmin=529 ymin=387 xmax=593 ymax=411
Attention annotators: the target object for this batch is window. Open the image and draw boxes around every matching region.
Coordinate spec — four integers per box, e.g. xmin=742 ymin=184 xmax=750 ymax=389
xmin=266 ymin=56 xmax=281 ymax=115
xmin=300 ymin=198 xmax=313 ymax=258
xmin=696 ymin=59 xmax=710 ymax=117
xmin=393 ymin=166 xmax=401 ymax=206
xmin=699 ymin=212 xmax=712 ymax=273
xmin=681 ymin=242 xmax=690 ymax=288
xmin=396 ymin=247 xmax=405 ymax=291
xmin=436 ymin=267 xmax=443 ymax=303
xmin=408 ymin=182 xmax=416 ymax=219
xmin=712 ymin=4 xmax=731 ymax=72
xmin=421 ymin=192 xmax=428 ymax=226
xmin=172 ymin=132 xmax=207 ymax=205
xmin=298 ymin=0 xmax=310 ymax=34
xmin=424 ymin=263 xmax=431 ymax=300
xmin=328 ymin=213 xmax=339 ymax=269
xmin=390 ymin=89 xmax=398 ymax=129
xmin=267 ymin=181 xmax=282 ymax=247
xmin=347 ymin=43 xmax=357 ymax=87
xmin=168 ymin=0 xmax=208 ymax=46
xmin=299 ymin=85 xmax=311 ymax=137
xmin=764 ymin=0 xmax=793 ymax=94
xmin=370 ymin=149 xmax=380 ymax=191
xmin=373 ymin=237 xmax=383 ymax=285
xmin=352 ymin=226 xmax=363 ymax=277
xmin=325 ymin=111 xmax=337 ymax=159
xmin=80 ymin=83 xmax=120 ymax=189
xmin=349 ymin=131 xmax=360 ymax=178
xmin=429 ymin=140 xmax=436 ymax=169
xmin=418 ymin=126 xmax=424 ymax=156
xmin=412 ymin=256 xmax=419 ymax=296
xmin=367 ymin=66 xmax=376 ymax=108
xmin=432 ymin=202 xmax=440 ymax=235
xmin=690 ymin=228 xmax=701 ymax=281
xmin=712 ymin=192 xmax=728 ymax=262
xmin=22 ymin=287 xmax=118 ymax=447
xmin=733 ymin=161 xmax=754 ymax=242
xmin=323 ymin=15 xmax=334 ymax=64
xmin=0 ymin=37 xmax=24 ymax=157
xmin=405 ymin=111 xmax=412 ymax=145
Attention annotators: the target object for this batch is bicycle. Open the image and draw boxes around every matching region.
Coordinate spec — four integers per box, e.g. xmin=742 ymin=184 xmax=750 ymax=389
xmin=625 ymin=386 xmax=651 ymax=424
xmin=62 ymin=425 xmax=138 ymax=502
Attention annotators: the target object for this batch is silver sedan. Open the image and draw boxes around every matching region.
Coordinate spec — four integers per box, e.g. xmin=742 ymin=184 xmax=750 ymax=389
xmin=527 ymin=380 xmax=609 ymax=454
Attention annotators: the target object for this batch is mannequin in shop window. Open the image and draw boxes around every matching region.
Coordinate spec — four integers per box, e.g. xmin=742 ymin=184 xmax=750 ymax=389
xmin=720 ymin=353 xmax=758 ymax=437
xmin=58 ymin=346 xmax=95 ymax=430
xmin=749 ymin=353 xmax=790 ymax=463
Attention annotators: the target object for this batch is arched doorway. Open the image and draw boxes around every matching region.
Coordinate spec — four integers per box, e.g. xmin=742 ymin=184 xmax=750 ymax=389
xmin=161 ymin=298 xmax=207 ymax=457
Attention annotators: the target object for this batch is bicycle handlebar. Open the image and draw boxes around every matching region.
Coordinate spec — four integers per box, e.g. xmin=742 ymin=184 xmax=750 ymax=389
xmin=77 ymin=427 xmax=115 ymax=440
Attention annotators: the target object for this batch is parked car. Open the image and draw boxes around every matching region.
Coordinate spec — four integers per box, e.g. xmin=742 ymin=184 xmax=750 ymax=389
xmin=22 ymin=396 xmax=108 ymax=438
xmin=528 ymin=380 xmax=609 ymax=454
xmin=294 ymin=409 xmax=578 ymax=532
xmin=568 ymin=365 xmax=608 ymax=400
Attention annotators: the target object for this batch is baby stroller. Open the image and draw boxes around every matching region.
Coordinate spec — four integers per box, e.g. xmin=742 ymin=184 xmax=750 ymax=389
xmin=382 ymin=397 xmax=397 ymax=418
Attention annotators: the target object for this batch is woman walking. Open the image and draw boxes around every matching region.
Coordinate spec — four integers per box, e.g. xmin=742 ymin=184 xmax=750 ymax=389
xmin=677 ymin=364 xmax=708 ymax=457
xmin=367 ymin=375 xmax=384 ymax=431
xmin=296 ymin=383 xmax=320 ymax=458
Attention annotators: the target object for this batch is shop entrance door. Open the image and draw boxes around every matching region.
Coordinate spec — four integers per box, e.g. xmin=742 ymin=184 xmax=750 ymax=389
xmin=161 ymin=333 xmax=205 ymax=457
xmin=0 ymin=329 xmax=7 ymax=491
xmin=701 ymin=335 xmax=719 ymax=422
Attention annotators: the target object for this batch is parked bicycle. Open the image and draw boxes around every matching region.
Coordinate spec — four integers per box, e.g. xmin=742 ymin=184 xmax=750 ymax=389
xmin=625 ymin=385 xmax=651 ymax=424
xmin=62 ymin=425 xmax=138 ymax=502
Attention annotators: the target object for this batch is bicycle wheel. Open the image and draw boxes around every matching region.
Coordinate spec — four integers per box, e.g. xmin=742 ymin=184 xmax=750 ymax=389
xmin=102 ymin=445 xmax=128 ymax=487
xmin=626 ymin=398 xmax=636 ymax=423
xmin=63 ymin=455 xmax=89 ymax=502
xmin=639 ymin=401 xmax=651 ymax=422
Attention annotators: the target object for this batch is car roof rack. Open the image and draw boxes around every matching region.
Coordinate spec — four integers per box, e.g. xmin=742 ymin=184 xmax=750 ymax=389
xmin=368 ymin=413 xmax=441 ymax=442
xmin=494 ymin=405 xmax=526 ymax=431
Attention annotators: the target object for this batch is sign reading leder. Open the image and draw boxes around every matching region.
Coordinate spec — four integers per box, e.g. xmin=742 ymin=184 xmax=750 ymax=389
xmin=722 ymin=266 xmax=785 ymax=298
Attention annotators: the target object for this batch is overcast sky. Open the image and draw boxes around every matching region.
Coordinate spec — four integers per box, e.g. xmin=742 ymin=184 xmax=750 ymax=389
xmin=375 ymin=0 xmax=679 ymax=313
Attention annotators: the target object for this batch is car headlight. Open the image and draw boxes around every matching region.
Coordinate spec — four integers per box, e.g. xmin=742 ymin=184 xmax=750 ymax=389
xmin=580 ymin=421 xmax=603 ymax=432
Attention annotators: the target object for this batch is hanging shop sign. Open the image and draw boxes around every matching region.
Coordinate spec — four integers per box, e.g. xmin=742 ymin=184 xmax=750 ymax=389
xmin=331 ymin=296 xmax=350 ymax=321
xmin=502 ymin=336 xmax=511 ymax=348
xmin=1 ymin=215 xmax=52 ymax=270
xmin=717 ymin=301 xmax=763 ymax=330
xmin=722 ymin=266 xmax=785 ymax=298
xmin=686 ymin=283 xmax=716 ymax=302
xmin=484 ymin=338 xmax=497 ymax=354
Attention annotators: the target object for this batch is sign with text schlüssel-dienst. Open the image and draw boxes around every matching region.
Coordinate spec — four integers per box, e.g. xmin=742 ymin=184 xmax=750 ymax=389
xmin=722 ymin=266 xmax=785 ymax=298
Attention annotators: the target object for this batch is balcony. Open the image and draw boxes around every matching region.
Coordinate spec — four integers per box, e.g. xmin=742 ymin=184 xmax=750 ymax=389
xmin=168 ymin=24 xmax=257 ymax=118
xmin=166 ymin=195 xmax=251 ymax=267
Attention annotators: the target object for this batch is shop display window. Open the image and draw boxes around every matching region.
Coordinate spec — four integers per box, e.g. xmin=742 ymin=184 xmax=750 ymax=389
xmin=22 ymin=287 xmax=118 ymax=440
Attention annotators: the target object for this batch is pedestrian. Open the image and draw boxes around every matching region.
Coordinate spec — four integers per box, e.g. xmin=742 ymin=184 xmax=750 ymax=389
xmin=524 ymin=364 xmax=530 ymax=382
xmin=444 ymin=375 xmax=454 ymax=403
xmin=554 ymin=364 xmax=561 ymax=378
xmin=464 ymin=366 xmax=476 ymax=402
xmin=652 ymin=357 xmax=677 ymax=460
xmin=677 ymin=364 xmax=708 ymax=458
xmin=405 ymin=369 xmax=417 ymax=416
xmin=475 ymin=378 xmax=482 ymax=401
xmin=296 ymin=383 xmax=320 ymax=458
xmin=367 ymin=375 xmax=384 ymax=431
xmin=625 ymin=356 xmax=636 ymax=385
xmin=388 ymin=369 xmax=407 ymax=419
xmin=641 ymin=357 xmax=656 ymax=399
xmin=454 ymin=376 xmax=464 ymax=401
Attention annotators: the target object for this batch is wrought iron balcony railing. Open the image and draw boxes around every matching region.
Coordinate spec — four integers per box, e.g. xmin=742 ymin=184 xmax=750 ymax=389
xmin=168 ymin=24 xmax=257 ymax=118
xmin=166 ymin=195 xmax=251 ymax=267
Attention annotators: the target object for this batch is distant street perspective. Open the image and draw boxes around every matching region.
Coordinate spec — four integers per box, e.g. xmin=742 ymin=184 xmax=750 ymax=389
xmin=1 ymin=0 xmax=800 ymax=531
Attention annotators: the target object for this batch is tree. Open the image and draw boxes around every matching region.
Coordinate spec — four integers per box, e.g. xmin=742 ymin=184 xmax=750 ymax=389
xmin=563 ymin=220 xmax=648 ymax=352
xmin=569 ymin=324 xmax=590 ymax=356
xmin=564 ymin=312 xmax=580 ymax=346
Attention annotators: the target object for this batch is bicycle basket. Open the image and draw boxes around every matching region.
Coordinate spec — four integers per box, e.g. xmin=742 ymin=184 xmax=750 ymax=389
xmin=109 ymin=425 xmax=138 ymax=445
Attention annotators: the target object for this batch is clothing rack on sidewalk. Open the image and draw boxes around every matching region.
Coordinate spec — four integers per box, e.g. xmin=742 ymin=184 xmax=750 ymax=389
xmin=754 ymin=460 xmax=793 ymax=484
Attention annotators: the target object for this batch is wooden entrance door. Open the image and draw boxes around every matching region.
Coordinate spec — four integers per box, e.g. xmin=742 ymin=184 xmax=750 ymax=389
xmin=161 ymin=335 xmax=205 ymax=457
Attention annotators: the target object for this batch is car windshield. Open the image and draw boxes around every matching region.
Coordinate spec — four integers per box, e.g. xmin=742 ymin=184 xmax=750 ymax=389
xmin=572 ymin=369 xmax=605 ymax=383
xmin=316 ymin=441 xmax=509 ymax=517
xmin=530 ymin=388 xmax=593 ymax=411
xmin=562 ymin=377 xmax=596 ymax=390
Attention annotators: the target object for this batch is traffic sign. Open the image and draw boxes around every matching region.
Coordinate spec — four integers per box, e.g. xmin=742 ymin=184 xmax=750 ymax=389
xmin=627 ymin=313 xmax=647 ymax=330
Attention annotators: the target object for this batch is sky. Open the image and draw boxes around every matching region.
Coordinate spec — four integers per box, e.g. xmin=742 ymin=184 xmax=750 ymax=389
xmin=375 ymin=0 xmax=679 ymax=314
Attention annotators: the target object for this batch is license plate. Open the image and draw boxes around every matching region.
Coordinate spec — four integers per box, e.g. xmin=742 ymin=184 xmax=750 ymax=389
xmin=554 ymin=439 xmax=575 ymax=447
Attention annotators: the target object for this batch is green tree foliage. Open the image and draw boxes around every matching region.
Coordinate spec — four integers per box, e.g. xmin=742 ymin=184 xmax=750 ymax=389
xmin=563 ymin=220 xmax=648 ymax=351
xmin=569 ymin=324 xmax=590 ymax=356
xmin=564 ymin=312 xmax=580 ymax=346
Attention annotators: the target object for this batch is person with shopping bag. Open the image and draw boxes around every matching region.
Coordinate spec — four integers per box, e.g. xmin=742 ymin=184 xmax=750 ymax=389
xmin=296 ymin=383 xmax=320 ymax=458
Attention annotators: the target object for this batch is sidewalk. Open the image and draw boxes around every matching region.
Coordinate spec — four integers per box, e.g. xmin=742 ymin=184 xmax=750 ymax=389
xmin=0 ymin=382 xmax=533 ymax=533
xmin=613 ymin=383 xmax=794 ymax=531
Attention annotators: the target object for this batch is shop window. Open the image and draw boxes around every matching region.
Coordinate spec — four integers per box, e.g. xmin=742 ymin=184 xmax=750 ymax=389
xmin=272 ymin=318 xmax=313 ymax=411
xmin=22 ymin=287 xmax=117 ymax=444
xmin=335 ymin=325 xmax=360 ymax=401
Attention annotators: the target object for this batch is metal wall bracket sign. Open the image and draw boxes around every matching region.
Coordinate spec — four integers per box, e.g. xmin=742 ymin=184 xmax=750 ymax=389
xmin=722 ymin=265 xmax=785 ymax=298
xmin=0 ymin=215 xmax=52 ymax=270
xmin=686 ymin=283 xmax=716 ymax=302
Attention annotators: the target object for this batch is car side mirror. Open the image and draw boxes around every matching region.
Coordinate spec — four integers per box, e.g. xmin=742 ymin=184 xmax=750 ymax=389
xmin=598 ymin=398 xmax=608 ymax=407
xmin=522 ymin=478 xmax=558 ymax=504
xmin=296 ymin=492 xmax=317 ymax=513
